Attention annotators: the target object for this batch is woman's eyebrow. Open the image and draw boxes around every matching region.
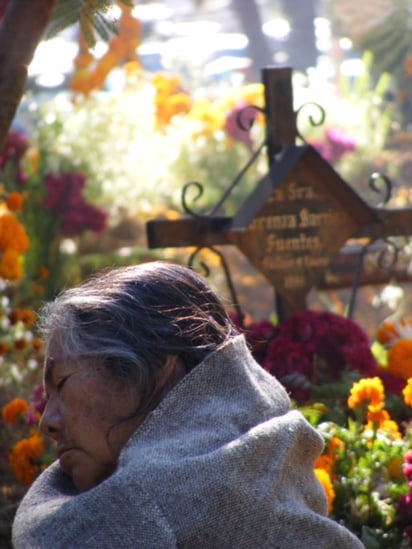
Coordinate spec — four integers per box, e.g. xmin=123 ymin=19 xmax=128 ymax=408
xmin=44 ymin=357 xmax=56 ymax=385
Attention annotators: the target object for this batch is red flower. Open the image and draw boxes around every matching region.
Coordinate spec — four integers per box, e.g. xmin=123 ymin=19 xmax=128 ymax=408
xmin=262 ymin=310 xmax=378 ymax=402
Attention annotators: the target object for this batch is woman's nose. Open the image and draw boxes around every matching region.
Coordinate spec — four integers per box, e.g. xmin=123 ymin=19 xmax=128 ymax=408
xmin=39 ymin=400 xmax=62 ymax=440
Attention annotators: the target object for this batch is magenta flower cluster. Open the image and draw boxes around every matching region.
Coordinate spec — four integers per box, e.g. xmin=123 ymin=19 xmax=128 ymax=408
xmin=311 ymin=128 xmax=357 ymax=165
xmin=44 ymin=172 xmax=107 ymax=237
xmin=396 ymin=450 xmax=412 ymax=542
xmin=0 ymin=129 xmax=29 ymax=185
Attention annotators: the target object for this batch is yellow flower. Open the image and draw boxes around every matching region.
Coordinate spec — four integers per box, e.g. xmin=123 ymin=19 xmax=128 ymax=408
xmin=187 ymin=98 xmax=225 ymax=134
xmin=2 ymin=398 xmax=29 ymax=425
xmin=403 ymin=378 xmax=412 ymax=407
xmin=240 ymin=83 xmax=264 ymax=108
xmin=314 ymin=468 xmax=335 ymax=514
xmin=387 ymin=457 xmax=404 ymax=480
xmin=387 ymin=340 xmax=412 ymax=380
xmin=347 ymin=377 xmax=385 ymax=410
xmin=9 ymin=432 xmax=45 ymax=485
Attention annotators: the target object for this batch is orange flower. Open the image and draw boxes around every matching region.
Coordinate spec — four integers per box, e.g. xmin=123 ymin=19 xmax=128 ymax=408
xmin=387 ymin=457 xmax=404 ymax=480
xmin=314 ymin=454 xmax=333 ymax=475
xmin=17 ymin=308 xmax=36 ymax=328
xmin=403 ymin=378 xmax=412 ymax=406
xmin=314 ymin=468 xmax=335 ymax=514
xmin=366 ymin=405 xmax=388 ymax=425
xmin=9 ymin=432 xmax=45 ymax=485
xmin=0 ymin=341 xmax=8 ymax=355
xmin=377 ymin=318 xmax=412 ymax=345
xmin=14 ymin=338 xmax=27 ymax=351
xmin=32 ymin=338 xmax=43 ymax=353
xmin=347 ymin=377 xmax=385 ymax=410
xmin=387 ymin=340 xmax=412 ymax=380
xmin=404 ymin=54 xmax=412 ymax=75
xmin=376 ymin=321 xmax=398 ymax=345
xmin=0 ymin=248 xmax=23 ymax=280
xmin=0 ymin=212 xmax=29 ymax=254
xmin=38 ymin=266 xmax=49 ymax=280
xmin=6 ymin=192 xmax=24 ymax=211
xmin=327 ymin=436 xmax=344 ymax=457
xmin=2 ymin=398 xmax=29 ymax=424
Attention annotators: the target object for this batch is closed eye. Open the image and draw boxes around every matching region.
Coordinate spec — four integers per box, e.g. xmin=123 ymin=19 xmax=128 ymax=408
xmin=56 ymin=377 xmax=68 ymax=391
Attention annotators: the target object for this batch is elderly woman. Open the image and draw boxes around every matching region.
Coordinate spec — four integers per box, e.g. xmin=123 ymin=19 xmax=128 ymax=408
xmin=13 ymin=261 xmax=363 ymax=548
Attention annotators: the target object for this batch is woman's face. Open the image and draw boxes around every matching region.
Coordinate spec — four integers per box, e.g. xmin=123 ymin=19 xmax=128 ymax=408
xmin=39 ymin=339 xmax=143 ymax=492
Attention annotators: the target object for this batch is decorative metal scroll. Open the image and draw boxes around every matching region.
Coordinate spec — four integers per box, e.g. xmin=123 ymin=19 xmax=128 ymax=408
xmin=295 ymin=102 xmax=326 ymax=144
xmin=188 ymin=246 xmax=244 ymax=327
xmin=346 ymin=172 xmax=396 ymax=319
xmin=181 ymin=105 xmax=267 ymax=218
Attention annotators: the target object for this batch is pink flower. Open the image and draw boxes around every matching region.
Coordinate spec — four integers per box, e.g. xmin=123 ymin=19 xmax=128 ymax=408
xmin=224 ymin=103 xmax=257 ymax=150
xmin=312 ymin=128 xmax=357 ymax=164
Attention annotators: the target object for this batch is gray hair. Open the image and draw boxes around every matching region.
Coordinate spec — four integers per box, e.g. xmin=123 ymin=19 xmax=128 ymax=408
xmin=38 ymin=261 xmax=238 ymax=414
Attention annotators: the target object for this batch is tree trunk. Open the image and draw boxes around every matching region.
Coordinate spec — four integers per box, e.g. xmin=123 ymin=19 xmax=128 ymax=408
xmin=280 ymin=0 xmax=318 ymax=72
xmin=0 ymin=0 xmax=57 ymax=152
xmin=232 ymin=0 xmax=273 ymax=82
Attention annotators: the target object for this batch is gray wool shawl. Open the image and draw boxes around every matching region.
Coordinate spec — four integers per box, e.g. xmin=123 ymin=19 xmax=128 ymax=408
xmin=13 ymin=335 xmax=363 ymax=548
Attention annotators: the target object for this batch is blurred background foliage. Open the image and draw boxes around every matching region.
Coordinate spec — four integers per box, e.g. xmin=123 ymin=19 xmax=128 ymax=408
xmin=3 ymin=0 xmax=412 ymax=546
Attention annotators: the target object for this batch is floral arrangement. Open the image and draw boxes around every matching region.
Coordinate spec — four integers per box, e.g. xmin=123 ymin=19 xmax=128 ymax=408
xmin=231 ymin=309 xmax=412 ymax=545
xmin=314 ymin=376 xmax=412 ymax=547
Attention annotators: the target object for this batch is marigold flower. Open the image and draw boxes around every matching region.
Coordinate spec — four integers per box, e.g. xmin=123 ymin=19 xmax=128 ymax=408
xmin=0 ymin=248 xmax=23 ymax=280
xmin=9 ymin=432 xmax=44 ymax=485
xmin=14 ymin=338 xmax=27 ymax=351
xmin=366 ymin=404 xmax=388 ymax=424
xmin=16 ymin=308 xmax=36 ymax=327
xmin=376 ymin=320 xmax=398 ymax=345
xmin=314 ymin=468 xmax=335 ymax=514
xmin=387 ymin=456 xmax=404 ymax=480
xmin=327 ymin=436 xmax=344 ymax=457
xmin=388 ymin=340 xmax=412 ymax=380
xmin=403 ymin=378 xmax=412 ymax=407
xmin=0 ymin=341 xmax=8 ymax=355
xmin=347 ymin=377 xmax=385 ymax=410
xmin=314 ymin=454 xmax=333 ymax=475
xmin=6 ymin=191 xmax=24 ymax=211
xmin=0 ymin=212 xmax=29 ymax=254
xmin=2 ymin=397 xmax=29 ymax=424
xmin=32 ymin=338 xmax=43 ymax=353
